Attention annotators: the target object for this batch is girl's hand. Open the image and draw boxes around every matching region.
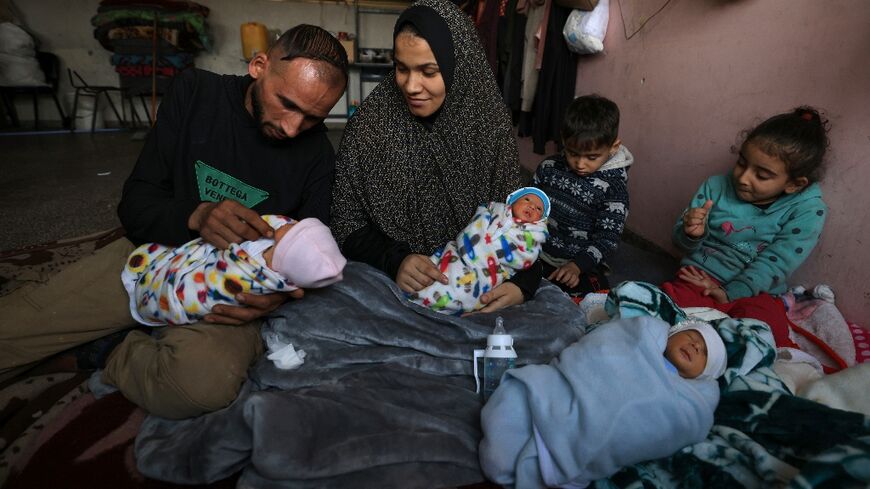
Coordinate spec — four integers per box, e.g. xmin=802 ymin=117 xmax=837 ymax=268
xmin=683 ymin=200 xmax=714 ymax=238
xmin=547 ymin=262 xmax=582 ymax=288
xmin=396 ymin=254 xmax=448 ymax=293
xmin=677 ymin=266 xmax=728 ymax=304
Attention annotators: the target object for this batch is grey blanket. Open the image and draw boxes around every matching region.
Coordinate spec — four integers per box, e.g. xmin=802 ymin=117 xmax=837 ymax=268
xmin=135 ymin=262 xmax=587 ymax=488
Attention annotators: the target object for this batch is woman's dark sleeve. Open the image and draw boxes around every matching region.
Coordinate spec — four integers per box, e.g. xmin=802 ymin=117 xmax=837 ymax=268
xmin=341 ymin=224 xmax=412 ymax=280
xmin=507 ymin=260 xmax=543 ymax=301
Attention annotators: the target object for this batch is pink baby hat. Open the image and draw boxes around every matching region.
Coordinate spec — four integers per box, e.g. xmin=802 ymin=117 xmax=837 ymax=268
xmin=270 ymin=218 xmax=347 ymax=288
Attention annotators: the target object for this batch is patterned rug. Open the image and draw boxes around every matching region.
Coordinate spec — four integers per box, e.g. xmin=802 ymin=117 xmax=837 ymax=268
xmin=0 ymin=226 xmax=242 ymax=488
xmin=0 ymin=227 xmax=126 ymax=297
xmin=2 ymin=387 xmax=238 ymax=489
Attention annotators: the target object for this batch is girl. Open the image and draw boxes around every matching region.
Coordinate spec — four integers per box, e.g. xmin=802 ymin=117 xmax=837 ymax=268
xmin=662 ymin=106 xmax=829 ymax=349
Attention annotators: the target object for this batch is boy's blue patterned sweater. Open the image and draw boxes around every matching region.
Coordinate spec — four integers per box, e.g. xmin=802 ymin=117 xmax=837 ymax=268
xmin=533 ymin=145 xmax=633 ymax=272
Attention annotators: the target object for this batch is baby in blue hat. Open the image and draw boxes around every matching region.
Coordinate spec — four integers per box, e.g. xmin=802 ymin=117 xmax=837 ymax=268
xmin=408 ymin=187 xmax=550 ymax=315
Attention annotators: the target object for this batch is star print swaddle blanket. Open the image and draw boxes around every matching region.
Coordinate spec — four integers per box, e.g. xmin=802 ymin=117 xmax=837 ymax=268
xmin=122 ymin=215 xmax=322 ymax=326
xmin=409 ymin=202 xmax=547 ymax=314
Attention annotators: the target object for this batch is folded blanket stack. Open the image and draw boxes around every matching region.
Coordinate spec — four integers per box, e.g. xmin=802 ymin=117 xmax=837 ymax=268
xmin=90 ymin=0 xmax=209 ymax=94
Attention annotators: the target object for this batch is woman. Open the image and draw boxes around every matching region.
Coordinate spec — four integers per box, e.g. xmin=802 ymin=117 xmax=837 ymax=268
xmin=332 ymin=0 xmax=540 ymax=312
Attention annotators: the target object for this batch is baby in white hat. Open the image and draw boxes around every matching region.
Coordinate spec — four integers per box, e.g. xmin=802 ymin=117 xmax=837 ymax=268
xmin=122 ymin=215 xmax=346 ymax=326
xmin=664 ymin=319 xmax=728 ymax=380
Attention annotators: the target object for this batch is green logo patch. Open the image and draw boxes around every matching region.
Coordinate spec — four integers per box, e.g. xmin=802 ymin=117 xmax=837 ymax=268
xmin=195 ymin=160 xmax=269 ymax=208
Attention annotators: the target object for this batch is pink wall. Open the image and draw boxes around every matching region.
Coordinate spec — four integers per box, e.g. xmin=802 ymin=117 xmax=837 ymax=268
xmin=520 ymin=0 xmax=870 ymax=319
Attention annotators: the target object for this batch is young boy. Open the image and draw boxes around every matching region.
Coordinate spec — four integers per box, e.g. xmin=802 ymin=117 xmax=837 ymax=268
xmin=533 ymin=94 xmax=634 ymax=296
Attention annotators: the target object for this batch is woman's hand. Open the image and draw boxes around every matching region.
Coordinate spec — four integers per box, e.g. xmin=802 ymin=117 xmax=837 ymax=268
xmin=396 ymin=254 xmax=448 ymax=293
xmin=683 ymin=200 xmax=713 ymax=239
xmin=677 ymin=266 xmax=728 ymax=304
xmin=204 ymin=289 xmax=303 ymax=325
xmin=473 ymin=282 xmax=524 ymax=314
xmin=547 ymin=262 xmax=581 ymax=288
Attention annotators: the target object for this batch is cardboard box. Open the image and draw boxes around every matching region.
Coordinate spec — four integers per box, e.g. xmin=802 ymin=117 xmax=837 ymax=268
xmin=339 ymin=38 xmax=356 ymax=64
xmin=555 ymin=0 xmax=599 ymax=10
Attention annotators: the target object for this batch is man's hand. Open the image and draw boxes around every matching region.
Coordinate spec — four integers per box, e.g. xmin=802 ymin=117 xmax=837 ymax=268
xmin=471 ymin=282 xmax=524 ymax=314
xmin=396 ymin=254 xmax=448 ymax=293
xmin=204 ymin=289 xmax=303 ymax=325
xmin=547 ymin=262 xmax=582 ymax=288
xmin=677 ymin=265 xmax=728 ymax=304
xmin=188 ymin=200 xmax=273 ymax=249
xmin=683 ymin=200 xmax=714 ymax=239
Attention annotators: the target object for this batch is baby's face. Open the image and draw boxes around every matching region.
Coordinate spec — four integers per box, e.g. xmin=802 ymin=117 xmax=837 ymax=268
xmin=665 ymin=330 xmax=708 ymax=379
xmin=511 ymin=194 xmax=544 ymax=223
xmin=273 ymin=221 xmax=296 ymax=243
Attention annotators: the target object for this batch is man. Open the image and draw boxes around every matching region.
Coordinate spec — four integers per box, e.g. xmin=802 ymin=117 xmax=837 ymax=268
xmin=0 ymin=25 xmax=348 ymax=419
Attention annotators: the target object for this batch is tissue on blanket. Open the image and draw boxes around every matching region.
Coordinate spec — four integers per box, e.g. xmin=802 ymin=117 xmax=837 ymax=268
xmin=479 ymin=316 xmax=719 ymax=488
xmin=264 ymin=332 xmax=306 ymax=370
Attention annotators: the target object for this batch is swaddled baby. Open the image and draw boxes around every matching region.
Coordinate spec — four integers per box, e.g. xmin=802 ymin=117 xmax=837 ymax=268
xmin=122 ymin=215 xmax=346 ymax=326
xmin=408 ymin=187 xmax=550 ymax=315
xmin=480 ymin=317 xmax=727 ymax=488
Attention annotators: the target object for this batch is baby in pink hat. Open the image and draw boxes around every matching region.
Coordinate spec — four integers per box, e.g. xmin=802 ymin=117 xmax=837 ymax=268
xmin=122 ymin=215 xmax=346 ymax=326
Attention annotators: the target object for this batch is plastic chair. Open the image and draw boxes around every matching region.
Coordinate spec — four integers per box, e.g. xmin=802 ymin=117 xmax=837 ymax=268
xmin=0 ymin=52 xmax=70 ymax=130
xmin=68 ymin=69 xmax=127 ymax=132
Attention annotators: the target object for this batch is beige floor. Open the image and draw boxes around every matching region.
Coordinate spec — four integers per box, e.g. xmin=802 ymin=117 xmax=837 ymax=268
xmin=0 ymin=131 xmax=141 ymax=251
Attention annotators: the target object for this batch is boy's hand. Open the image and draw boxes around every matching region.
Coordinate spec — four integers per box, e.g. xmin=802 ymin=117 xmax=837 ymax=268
xmin=683 ymin=200 xmax=713 ymax=239
xmin=548 ymin=262 xmax=582 ymax=288
xmin=677 ymin=266 xmax=728 ymax=304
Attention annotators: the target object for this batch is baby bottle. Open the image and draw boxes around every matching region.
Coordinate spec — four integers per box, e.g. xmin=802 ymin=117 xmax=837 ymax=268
xmin=473 ymin=317 xmax=517 ymax=402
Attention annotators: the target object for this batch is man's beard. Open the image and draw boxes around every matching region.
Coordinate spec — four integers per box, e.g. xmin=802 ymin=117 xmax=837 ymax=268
xmin=250 ymin=82 xmax=282 ymax=141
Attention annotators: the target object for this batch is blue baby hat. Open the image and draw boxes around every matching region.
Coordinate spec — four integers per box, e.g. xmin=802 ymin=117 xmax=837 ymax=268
xmin=506 ymin=187 xmax=551 ymax=219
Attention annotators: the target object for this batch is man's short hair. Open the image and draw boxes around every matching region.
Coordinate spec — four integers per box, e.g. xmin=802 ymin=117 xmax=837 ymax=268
xmin=560 ymin=94 xmax=620 ymax=150
xmin=273 ymin=24 xmax=349 ymax=85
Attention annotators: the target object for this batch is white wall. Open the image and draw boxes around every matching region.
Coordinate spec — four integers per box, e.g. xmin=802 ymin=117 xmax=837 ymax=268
xmin=11 ymin=0 xmax=399 ymax=124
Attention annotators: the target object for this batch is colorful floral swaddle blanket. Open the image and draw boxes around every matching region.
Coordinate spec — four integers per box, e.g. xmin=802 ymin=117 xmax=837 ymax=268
xmin=122 ymin=215 xmax=295 ymax=326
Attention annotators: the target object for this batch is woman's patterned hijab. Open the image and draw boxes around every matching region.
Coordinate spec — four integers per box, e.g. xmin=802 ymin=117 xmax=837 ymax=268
xmin=331 ymin=0 xmax=520 ymax=255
